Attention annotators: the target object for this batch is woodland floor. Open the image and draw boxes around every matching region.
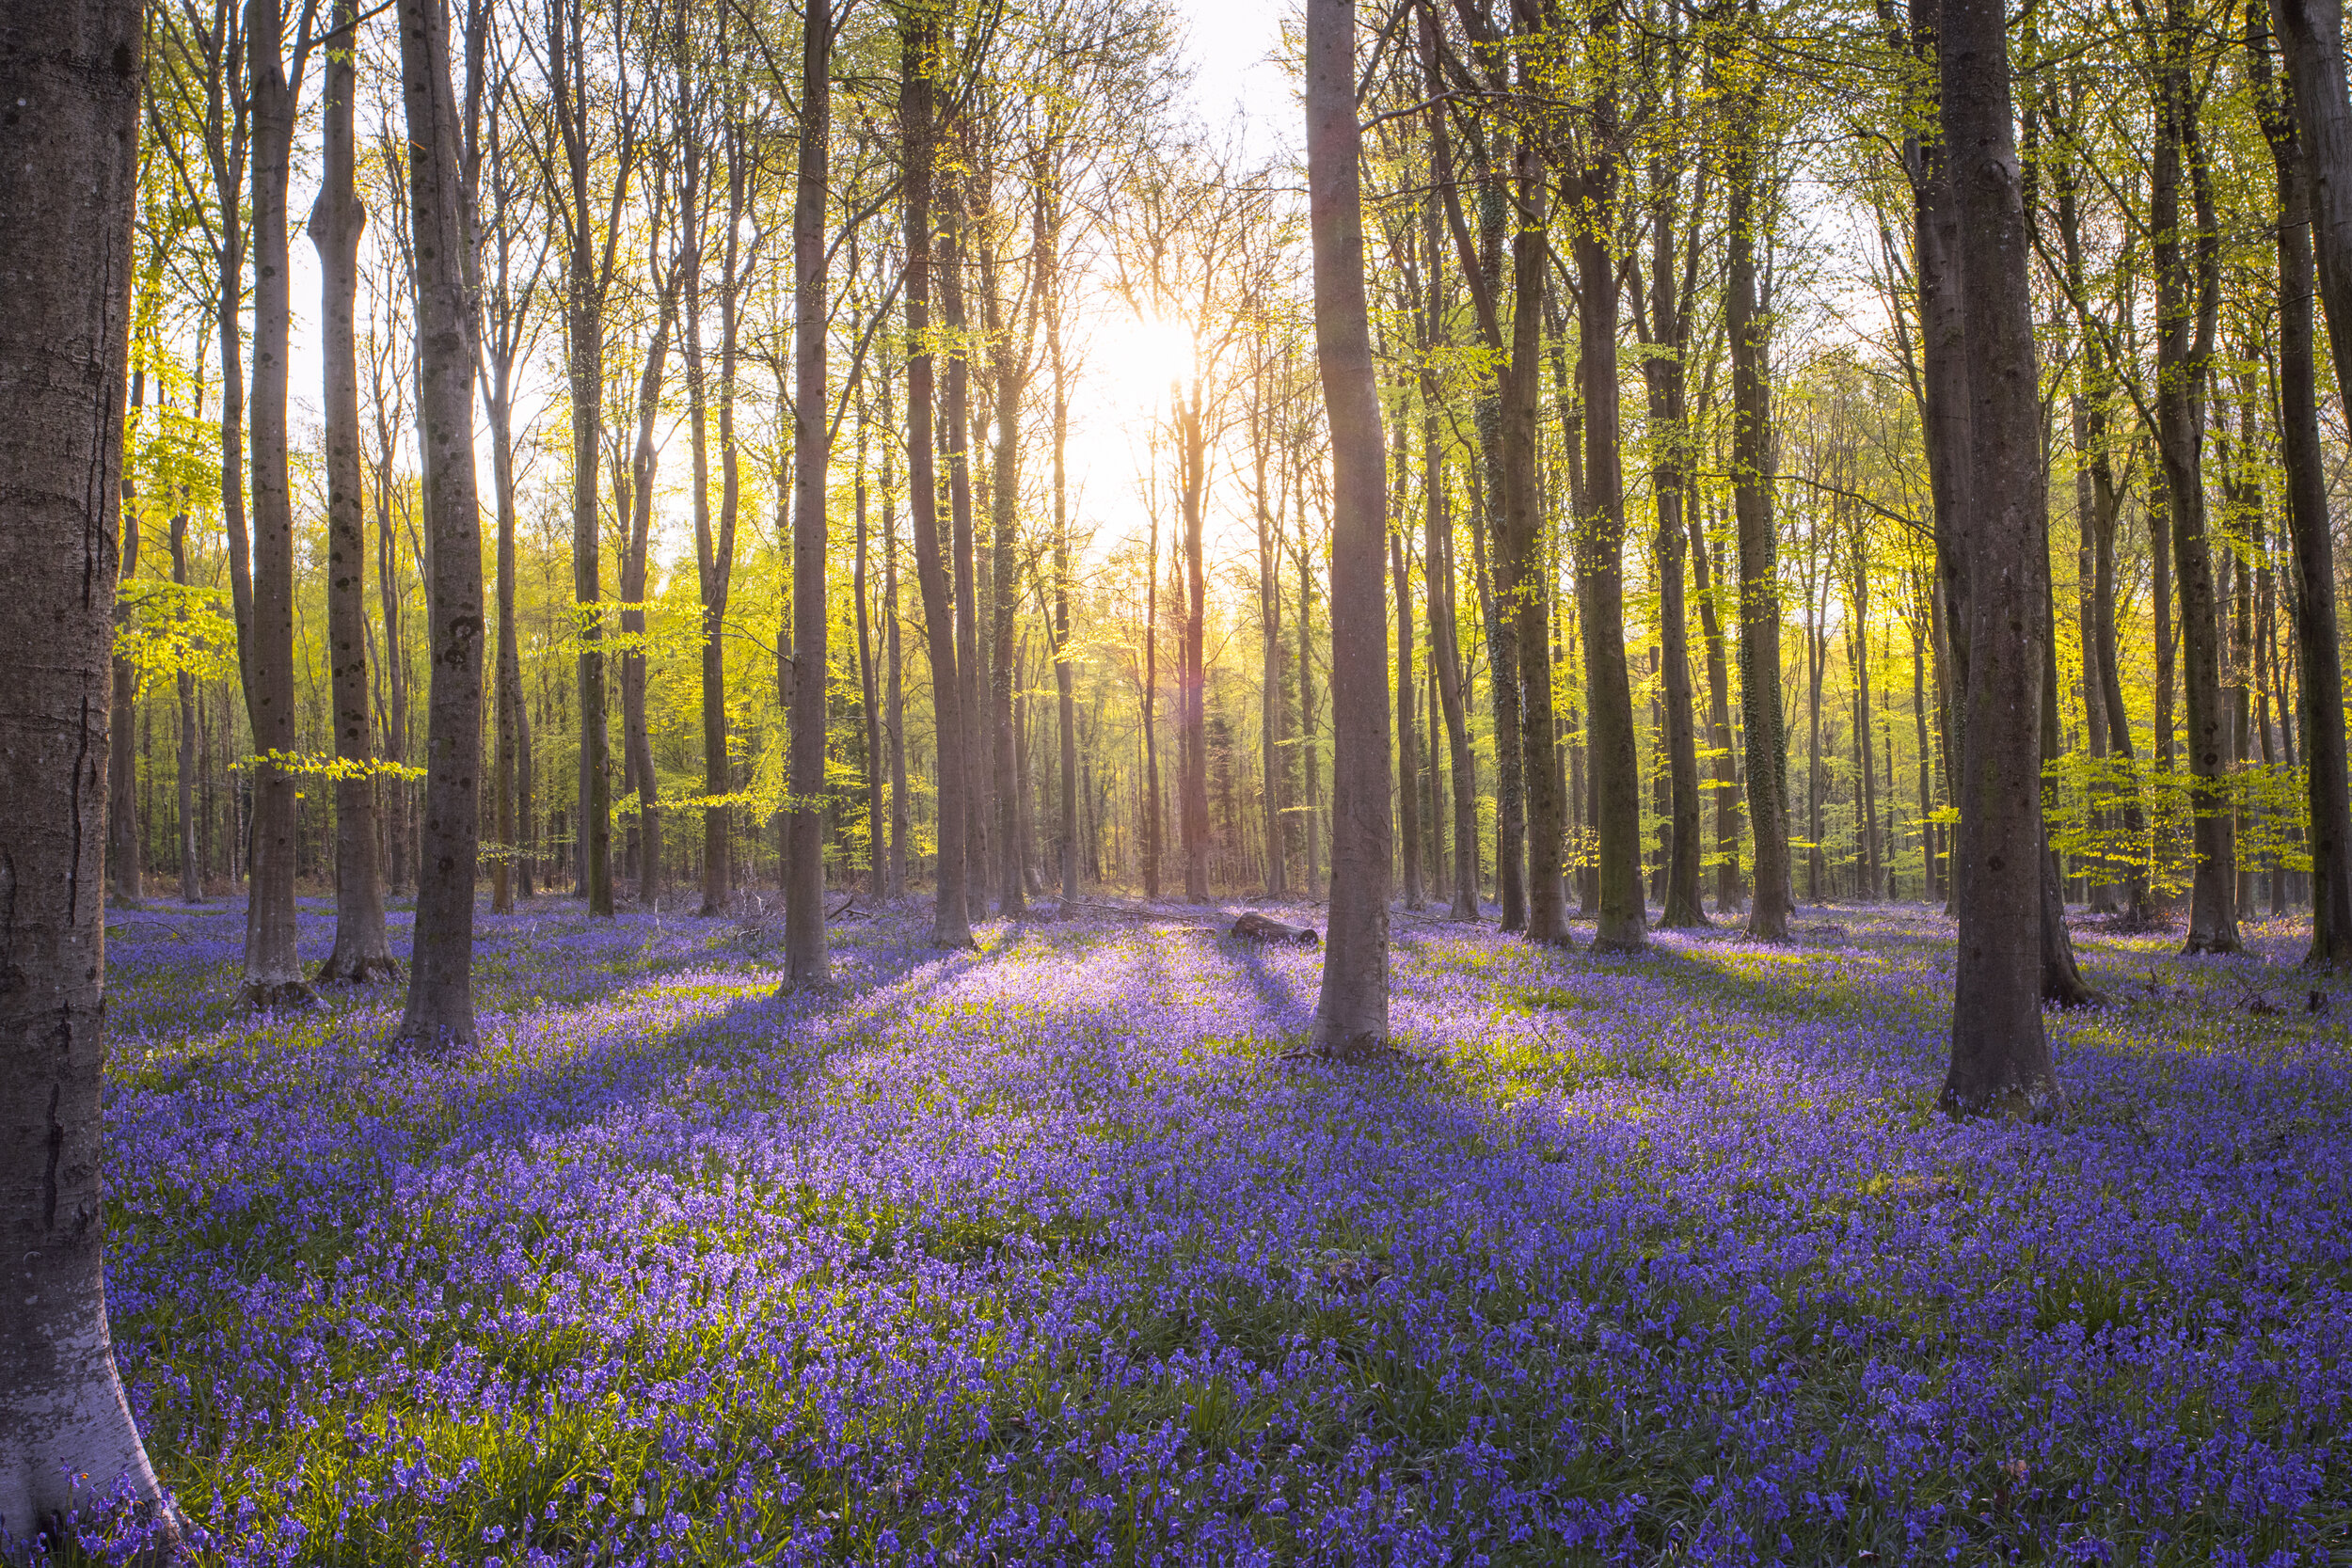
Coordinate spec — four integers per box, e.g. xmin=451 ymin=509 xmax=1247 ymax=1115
xmin=56 ymin=894 xmax=2352 ymax=1564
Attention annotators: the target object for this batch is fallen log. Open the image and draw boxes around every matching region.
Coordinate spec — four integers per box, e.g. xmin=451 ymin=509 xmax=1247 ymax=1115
xmin=1231 ymin=912 xmax=1319 ymax=946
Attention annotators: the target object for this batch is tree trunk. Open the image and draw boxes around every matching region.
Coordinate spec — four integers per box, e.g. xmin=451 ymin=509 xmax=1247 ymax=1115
xmin=372 ymin=414 xmax=411 ymax=893
xmin=2153 ymin=17 xmax=2239 ymax=954
xmin=1296 ymin=503 xmax=1322 ymax=899
xmin=1691 ymin=512 xmax=1742 ymax=911
xmin=1724 ymin=69 xmax=1792 ymax=939
xmin=1567 ymin=10 xmax=1638 ymax=952
xmin=241 ymin=0 xmax=315 ymax=1008
xmin=901 ymin=13 xmax=970 ymax=945
xmin=171 ymin=513 xmax=202 ymax=901
xmin=109 ymin=381 xmax=143 ymax=911
xmin=310 ymin=17 xmax=396 ymax=984
xmin=987 ymin=198 xmax=1028 ymax=918
xmin=785 ymin=0 xmax=831 ymax=984
xmin=1177 ymin=389 xmax=1211 ymax=902
xmin=1939 ymin=0 xmax=2059 ymax=1115
xmin=555 ymin=0 xmax=613 ymax=918
xmin=882 ymin=368 xmax=910 ymax=901
xmin=2259 ymin=0 xmax=2352 ymax=964
xmin=855 ymin=404 xmax=881 ymax=894
xmin=1639 ymin=182 xmax=1708 ymax=929
xmin=1393 ymin=524 xmax=1423 ymax=910
xmin=0 ymin=0 xmax=177 ymax=1534
xmin=1256 ymin=375 xmax=1291 ymax=899
xmin=392 ymin=0 xmax=485 ymax=1051
xmin=1305 ymin=0 xmax=1391 ymax=1053
xmin=622 ymin=291 xmax=671 ymax=910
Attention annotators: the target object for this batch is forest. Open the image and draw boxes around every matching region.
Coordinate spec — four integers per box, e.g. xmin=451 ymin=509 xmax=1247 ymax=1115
xmin=8 ymin=0 xmax=2352 ymax=1553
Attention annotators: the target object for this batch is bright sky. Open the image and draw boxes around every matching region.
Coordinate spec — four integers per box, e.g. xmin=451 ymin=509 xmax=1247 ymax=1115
xmin=1174 ymin=0 xmax=1297 ymax=161
xmin=266 ymin=1 xmax=1311 ymax=590
xmin=1057 ymin=0 xmax=1304 ymax=578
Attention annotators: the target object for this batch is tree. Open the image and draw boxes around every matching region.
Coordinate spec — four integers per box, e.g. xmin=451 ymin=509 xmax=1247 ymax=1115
xmin=392 ymin=0 xmax=486 ymax=1051
xmin=903 ymin=2 xmax=974 ymax=947
xmin=785 ymin=0 xmax=832 ymax=987
xmin=1306 ymin=0 xmax=1391 ymax=1054
xmin=241 ymin=0 xmax=322 ymax=1008
xmin=1939 ymin=0 xmax=2059 ymax=1116
xmin=0 ymin=0 xmax=177 ymax=1537
xmin=2265 ymin=0 xmax=2352 ymax=966
xmin=1714 ymin=1 xmax=1793 ymax=941
xmin=545 ymin=0 xmax=644 ymax=918
xmin=310 ymin=0 xmax=398 ymax=985
xmin=2148 ymin=0 xmax=2239 ymax=954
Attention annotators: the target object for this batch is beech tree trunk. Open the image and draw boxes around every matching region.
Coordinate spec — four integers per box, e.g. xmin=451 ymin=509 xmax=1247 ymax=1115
xmin=1690 ymin=515 xmax=1741 ymax=911
xmin=2265 ymin=0 xmax=2352 ymax=965
xmin=553 ymin=0 xmax=615 ymax=917
xmin=1412 ymin=55 xmax=1481 ymax=922
xmin=1938 ymin=0 xmax=2060 ymax=1115
xmin=392 ymin=0 xmax=485 ymax=1052
xmin=1725 ymin=83 xmax=1792 ymax=940
xmin=988 ymin=195 xmax=1029 ymax=917
xmin=2153 ymin=14 xmax=2240 ymax=954
xmin=1639 ymin=154 xmax=1708 ymax=929
xmin=0 ymin=0 xmax=177 ymax=1535
xmin=882 ymin=369 xmax=910 ymax=900
xmin=785 ymin=0 xmax=832 ymax=985
xmin=1305 ymin=0 xmax=1391 ymax=1053
xmin=1046 ymin=180 xmax=1080 ymax=907
xmin=1393 ymin=528 xmax=1423 ymax=910
xmin=172 ymin=513 xmax=202 ymax=901
xmin=901 ymin=11 xmax=971 ymax=946
xmin=1569 ymin=2 xmax=1639 ymax=952
xmin=621 ymin=293 xmax=671 ymax=910
xmin=242 ymin=0 xmax=315 ymax=1007
xmin=310 ymin=15 xmax=396 ymax=984
xmin=109 ymin=384 xmax=142 ymax=911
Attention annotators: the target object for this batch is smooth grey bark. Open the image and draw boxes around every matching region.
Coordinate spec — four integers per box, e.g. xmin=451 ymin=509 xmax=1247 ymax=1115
xmin=2262 ymin=0 xmax=2352 ymax=964
xmin=856 ymin=406 xmax=881 ymax=894
xmin=1177 ymin=376 xmax=1211 ymax=904
xmin=1567 ymin=0 xmax=1637 ymax=952
xmin=241 ymin=0 xmax=317 ymax=1008
xmin=1689 ymin=512 xmax=1742 ymax=911
xmin=1306 ymin=0 xmax=1391 ymax=1053
xmin=1045 ymin=175 xmax=1080 ymax=907
xmin=882 ymin=367 xmax=910 ymax=900
xmin=1722 ymin=41 xmax=1791 ymax=941
xmin=1253 ymin=367 xmax=1292 ymax=899
xmin=1393 ymin=527 xmax=1423 ymax=910
xmin=691 ymin=101 xmax=748 ymax=922
xmin=620 ymin=285 xmax=673 ymax=909
xmin=2151 ymin=11 xmax=2239 ymax=954
xmin=1635 ymin=138 xmax=1708 ymax=929
xmin=1426 ymin=29 xmax=1522 ymax=929
xmin=1938 ymin=0 xmax=2060 ymax=1115
xmin=0 ymin=0 xmax=176 ymax=1538
xmin=1412 ymin=38 xmax=1480 ymax=921
xmin=109 ymin=381 xmax=143 ymax=911
xmin=548 ymin=0 xmax=629 ymax=917
xmin=986 ymin=169 xmax=1030 ymax=917
xmin=940 ymin=152 xmax=987 ymax=912
xmin=391 ymin=0 xmax=485 ymax=1052
xmin=784 ymin=0 xmax=832 ymax=986
xmin=310 ymin=13 xmax=397 ymax=985
xmin=471 ymin=19 xmax=542 ymax=920
xmin=901 ymin=9 xmax=971 ymax=945
xmin=367 ymin=346 xmax=413 ymax=894
xmin=172 ymin=512 xmax=202 ymax=902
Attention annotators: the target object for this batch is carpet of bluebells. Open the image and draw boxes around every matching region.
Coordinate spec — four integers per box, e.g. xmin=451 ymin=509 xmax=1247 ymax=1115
xmin=44 ymin=892 xmax=2352 ymax=1564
